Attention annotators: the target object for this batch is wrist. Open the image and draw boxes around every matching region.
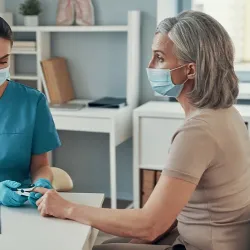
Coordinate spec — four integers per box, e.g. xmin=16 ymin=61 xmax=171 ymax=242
xmin=66 ymin=204 xmax=91 ymax=226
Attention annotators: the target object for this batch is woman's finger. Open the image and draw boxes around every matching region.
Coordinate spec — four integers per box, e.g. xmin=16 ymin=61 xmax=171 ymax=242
xmin=38 ymin=200 xmax=44 ymax=213
xmin=41 ymin=206 xmax=48 ymax=217
xmin=36 ymin=194 xmax=45 ymax=206
xmin=33 ymin=187 xmax=48 ymax=194
xmin=36 ymin=198 xmax=42 ymax=207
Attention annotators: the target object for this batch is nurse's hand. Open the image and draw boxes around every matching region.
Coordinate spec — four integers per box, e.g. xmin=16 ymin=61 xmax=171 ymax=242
xmin=0 ymin=180 xmax=28 ymax=207
xmin=28 ymin=178 xmax=53 ymax=207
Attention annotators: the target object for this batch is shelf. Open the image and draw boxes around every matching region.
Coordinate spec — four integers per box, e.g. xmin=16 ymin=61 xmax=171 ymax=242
xmin=12 ymin=50 xmax=37 ymax=55
xmin=136 ymin=100 xmax=250 ymax=119
xmin=51 ymin=101 xmax=130 ymax=119
xmin=234 ymin=63 xmax=250 ymax=72
xmin=11 ymin=74 xmax=38 ymax=81
xmin=11 ymin=25 xmax=128 ymax=33
xmin=134 ymin=101 xmax=185 ymax=119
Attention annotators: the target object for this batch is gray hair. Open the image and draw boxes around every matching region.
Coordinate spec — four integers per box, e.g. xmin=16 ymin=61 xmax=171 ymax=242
xmin=156 ymin=10 xmax=238 ymax=109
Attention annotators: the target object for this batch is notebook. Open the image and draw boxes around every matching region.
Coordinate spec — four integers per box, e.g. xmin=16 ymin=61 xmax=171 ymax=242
xmin=88 ymin=97 xmax=127 ymax=109
xmin=49 ymin=103 xmax=86 ymax=111
xmin=41 ymin=57 xmax=75 ymax=104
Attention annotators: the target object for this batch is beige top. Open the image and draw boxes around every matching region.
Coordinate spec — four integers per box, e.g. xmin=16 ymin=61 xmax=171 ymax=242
xmin=163 ymin=106 xmax=250 ymax=250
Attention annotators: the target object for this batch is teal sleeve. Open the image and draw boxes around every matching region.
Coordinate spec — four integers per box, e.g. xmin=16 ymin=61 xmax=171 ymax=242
xmin=31 ymin=94 xmax=61 ymax=155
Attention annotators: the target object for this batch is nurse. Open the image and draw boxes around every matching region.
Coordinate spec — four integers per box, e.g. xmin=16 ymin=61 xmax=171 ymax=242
xmin=0 ymin=17 xmax=61 ymax=207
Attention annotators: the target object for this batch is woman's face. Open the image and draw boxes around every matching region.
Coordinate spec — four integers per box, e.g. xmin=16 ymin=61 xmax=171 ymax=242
xmin=0 ymin=38 xmax=11 ymax=70
xmin=148 ymin=33 xmax=189 ymax=85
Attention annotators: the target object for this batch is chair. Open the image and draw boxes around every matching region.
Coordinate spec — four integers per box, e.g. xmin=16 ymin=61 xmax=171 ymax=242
xmin=51 ymin=167 xmax=73 ymax=192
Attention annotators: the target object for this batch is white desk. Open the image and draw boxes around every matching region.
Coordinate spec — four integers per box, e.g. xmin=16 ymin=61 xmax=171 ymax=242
xmin=133 ymin=101 xmax=250 ymax=208
xmin=50 ymin=102 xmax=134 ymax=209
xmin=0 ymin=193 xmax=104 ymax=250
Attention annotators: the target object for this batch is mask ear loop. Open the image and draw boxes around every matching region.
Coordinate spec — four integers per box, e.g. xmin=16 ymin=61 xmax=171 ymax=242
xmin=172 ymin=78 xmax=188 ymax=86
xmin=169 ymin=64 xmax=188 ymax=72
xmin=169 ymin=64 xmax=189 ymax=86
xmin=183 ymin=78 xmax=189 ymax=84
xmin=170 ymin=63 xmax=195 ymax=85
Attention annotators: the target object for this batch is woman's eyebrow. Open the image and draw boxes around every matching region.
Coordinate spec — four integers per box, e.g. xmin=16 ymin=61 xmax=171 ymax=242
xmin=153 ymin=50 xmax=166 ymax=55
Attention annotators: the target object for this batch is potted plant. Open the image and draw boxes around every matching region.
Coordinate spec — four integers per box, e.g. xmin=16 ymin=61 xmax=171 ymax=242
xmin=19 ymin=0 xmax=42 ymax=26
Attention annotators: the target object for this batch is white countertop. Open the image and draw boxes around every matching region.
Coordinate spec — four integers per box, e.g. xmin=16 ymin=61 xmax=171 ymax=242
xmin=50 ymin=99 xmax=130 ymax=119
xmin=134 ymin=101 xmax=250 ymax=120
xmin=0 ymin=193 xmax=104 ymax=250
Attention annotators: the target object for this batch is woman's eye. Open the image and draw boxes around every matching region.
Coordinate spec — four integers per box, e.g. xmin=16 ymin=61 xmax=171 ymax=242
xmin=156 ymin=55 xmax=164 ymax=63
xmin=0 ymin=62 xmax=7 ymax=65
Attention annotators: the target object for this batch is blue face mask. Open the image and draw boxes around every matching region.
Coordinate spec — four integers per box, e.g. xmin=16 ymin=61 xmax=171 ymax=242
xmin=0 ymin=66 xmax=10 ymax=86
xmin=146 ymin=65 xmax=188 ymax=98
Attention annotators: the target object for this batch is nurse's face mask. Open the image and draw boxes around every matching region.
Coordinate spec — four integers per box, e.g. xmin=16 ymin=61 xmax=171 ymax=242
xmin=0 ymin=66 xmax=10 ymax=86
xmin=0 ymin=37 xmax=12 ymax=86
xmin=146 ymin=65 xmax=188 ymax=98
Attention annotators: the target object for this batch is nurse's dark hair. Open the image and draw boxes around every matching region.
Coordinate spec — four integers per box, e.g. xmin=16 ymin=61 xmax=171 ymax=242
xmin=0 ymin=17 xmax=13 ymax=46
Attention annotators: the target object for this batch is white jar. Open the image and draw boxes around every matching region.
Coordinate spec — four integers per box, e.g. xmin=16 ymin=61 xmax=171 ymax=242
xmin=24 ymin=15 xmax=39 ymax=26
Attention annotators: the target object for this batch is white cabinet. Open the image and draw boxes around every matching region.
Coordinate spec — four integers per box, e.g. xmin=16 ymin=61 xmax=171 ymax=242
xmin=133 ymin=101 xmax=250 ymax=208
xmin=139 ymin=117 xmax=182 ymax=170
xmin=133 ymin=101 xmax=185 ymax=208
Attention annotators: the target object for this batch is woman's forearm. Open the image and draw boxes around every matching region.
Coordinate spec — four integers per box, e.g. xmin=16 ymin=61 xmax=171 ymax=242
xmin=37 ymin=175 xmax=193 ymax=242
xmin=66 ymin=205 xmax=154 ymax=241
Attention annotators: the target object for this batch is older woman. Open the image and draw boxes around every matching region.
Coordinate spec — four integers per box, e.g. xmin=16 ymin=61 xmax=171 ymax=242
xmin=35 ymin=10 xmax=250 ymax=250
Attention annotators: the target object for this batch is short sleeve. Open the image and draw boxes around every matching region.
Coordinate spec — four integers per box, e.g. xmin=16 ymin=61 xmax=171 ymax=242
xmin=32 ymin=94 xmax=61 ymax=155
xmin=163 ymin=119 xmax=216 ymax=185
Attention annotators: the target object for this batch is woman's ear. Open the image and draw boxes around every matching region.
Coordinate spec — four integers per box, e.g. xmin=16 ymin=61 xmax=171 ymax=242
xmin=187 ymin=63 xmax=196 ymax=79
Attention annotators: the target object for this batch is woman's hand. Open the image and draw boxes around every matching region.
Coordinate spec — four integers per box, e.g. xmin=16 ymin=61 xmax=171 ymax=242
xmin=36 ymin=188 xmax=73 ymax=219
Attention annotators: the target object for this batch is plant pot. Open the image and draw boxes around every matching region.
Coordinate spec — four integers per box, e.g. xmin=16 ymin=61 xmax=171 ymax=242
xmin=24 ymin=15 xmax=38 ymax=26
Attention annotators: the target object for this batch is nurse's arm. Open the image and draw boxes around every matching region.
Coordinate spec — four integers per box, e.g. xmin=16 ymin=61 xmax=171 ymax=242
xmin=30 ymin=153 xmax=53 ymax=183
xmin=41 ymin=175 xmax=196 ymax=242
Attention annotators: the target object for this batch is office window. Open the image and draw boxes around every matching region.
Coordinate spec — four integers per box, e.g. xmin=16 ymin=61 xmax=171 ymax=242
xmin=192 ymin=0 xmax=250 ymax=63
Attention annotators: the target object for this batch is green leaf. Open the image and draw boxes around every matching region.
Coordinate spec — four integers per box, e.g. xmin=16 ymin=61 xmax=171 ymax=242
xmin=19 ymin=0 xmax=42 ymax=16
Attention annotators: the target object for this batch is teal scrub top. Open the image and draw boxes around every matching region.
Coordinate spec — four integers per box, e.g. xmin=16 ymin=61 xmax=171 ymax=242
xmin=0 ymin=81 xmax=61 ymax=183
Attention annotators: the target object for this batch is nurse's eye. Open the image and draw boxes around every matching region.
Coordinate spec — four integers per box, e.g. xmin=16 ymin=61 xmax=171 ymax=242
xmin=0 ymin=61 xmax=7 ymax=65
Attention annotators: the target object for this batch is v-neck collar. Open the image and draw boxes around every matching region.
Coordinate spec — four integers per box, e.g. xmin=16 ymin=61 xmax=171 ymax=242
xmin=0 ymin=80 xmax=11 ymax=102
